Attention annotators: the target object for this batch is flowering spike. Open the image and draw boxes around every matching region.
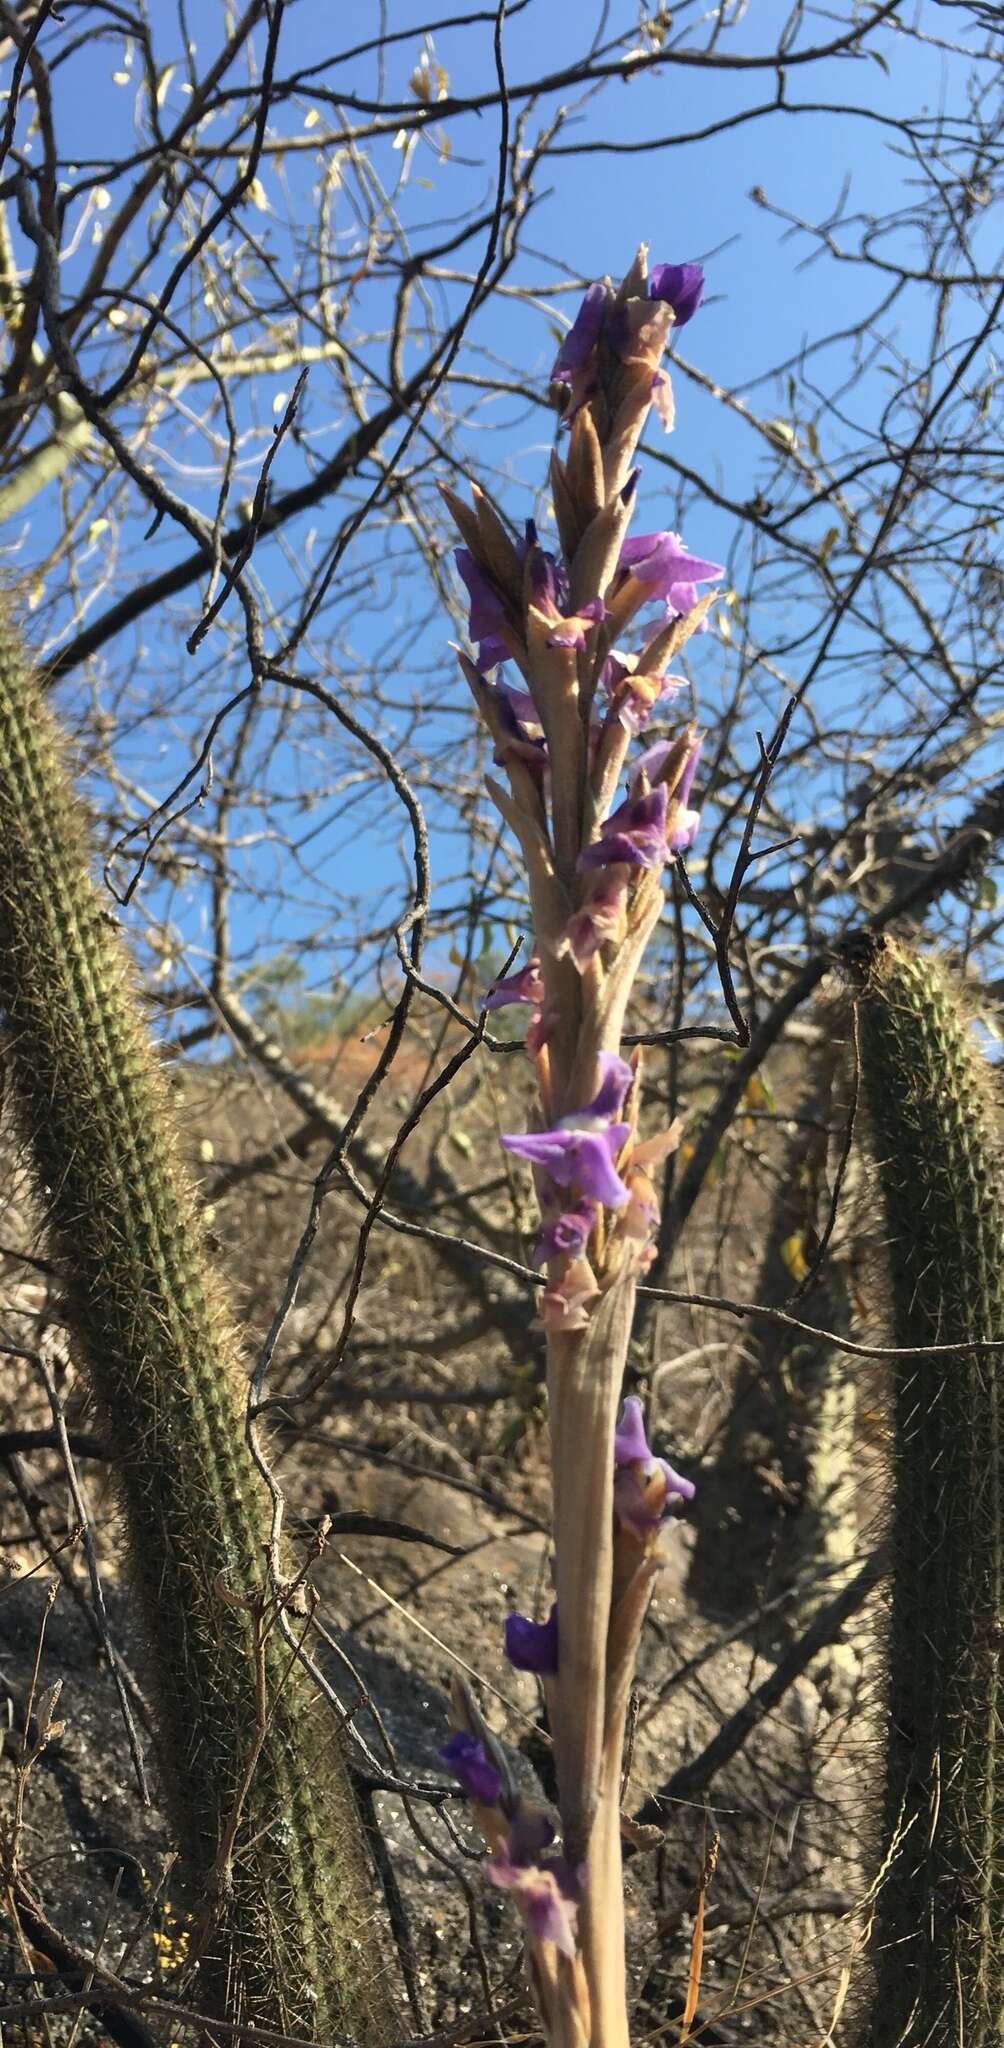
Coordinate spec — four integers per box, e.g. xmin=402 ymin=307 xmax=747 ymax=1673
xmin=437 ymin=255 xmax=720 ymax=2036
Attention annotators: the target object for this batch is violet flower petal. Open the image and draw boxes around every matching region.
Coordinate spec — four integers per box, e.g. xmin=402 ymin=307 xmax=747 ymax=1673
xmin=547 ymin=597 xmax=607 ymax=650
xmin=440 ymin=1730 xmax=502 ymax=1805
xmin=585 ymin=1050 xmax=633 ymax=1122
xmin=500 ymin=683 xmax=542 ymax=729
xmin=648 ymin=261 xmax=705 ymax=327
xmin=630 ymin=738 xmax=675 ymax=790
xmin=580 ymin=786 xmax=669 ymax=870
xmin=500 ymin=1126 xmax=632 ymax=1208
xmin=487 ymin=1855 xmax=579 ymax=1958
xmin=618 ymin=532 xmax=724 ymax=601
xmin=613 ymin=1396 xmax=696 ymax=1537
xmin=483 ymin=960 xmax=545 ymax=1011
xmin=552 ymin=282 xmax=607 ymax=380
xmin=455 ymin=548 xmax=508 ymax=640
xmin=657 ymin=1456 xmax=697 ymax=1508
xmin=505 ymin=1604 xmax=559 ymax=1674
xmin=528 ymin=547 xmax=562 ymax=611
xmin=522 ymin=1874 xmax=578 ymax=1954
xmin=614 ymin=1394 xmax=651 ymax=1467
xmin=532 ymin=1199 xmax=597 ymax=1268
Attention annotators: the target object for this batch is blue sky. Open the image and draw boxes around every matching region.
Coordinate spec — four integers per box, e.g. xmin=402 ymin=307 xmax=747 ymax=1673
xmin=6 ymin=1 xmax=1002 ymax=1012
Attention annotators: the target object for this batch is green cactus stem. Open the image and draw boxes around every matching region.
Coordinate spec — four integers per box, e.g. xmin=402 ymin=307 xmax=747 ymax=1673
xmin=856 ymin=935 xmax=1004 ymax=2047
xmin=0 ymin=608 xmax=395 ymax=2042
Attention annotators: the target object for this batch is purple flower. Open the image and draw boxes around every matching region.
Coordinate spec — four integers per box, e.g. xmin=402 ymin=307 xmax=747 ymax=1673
xmin=502 ymin=1124 xmax=631 ymax=1208
xmin=483 ymin=958 xmax=545 ymax=1012
xmin=484 ymin=679 xmax=547 ymax=775
xmin=532 ymin=1198 xmax=597 ymax=1268
xmin=613 ymin=1395 xmax=695 ymax=1539
xmin=487 ymin=1851 xmax=581 ymax=1958
xmin=603 ymin=646 xmax=684 ymax=732
xmin=527 ymin=543 xmax=607 ymax=649
xmin=502 ymin=683 xmax=539 ymax=726
xmin=588 ymin=1050 xmax=633 ymax=1119
xmin=501 ymin=1053 xmax=634 ymax=1209
xmin=581 ymin=785 xmax=668 ymax=870
xmin=630 ymin=737 xmax=676 ymax=791
xmin=551 ymin=282 xmax=607 ymax=383
xmin=505 ymin=1603 xmax=559 ymax=1674
xmin=455 ymin=548 xmax=512 ymax=667
xmin=649 ymin=262 xmax=705 ymax=327
xmin=631 ymin=737 xmax=703 ymax=851
xmin=557 ymin=869 xmax=628 ymax=971
xmin=440 ymin=1730 xmax=502 ymax=1805
xmin=547 ymin=597 xmax=606 ymax=650
xmin=618 ymin=532 xmax=724 ymax=612
xmin=613 ymin=1396 xmax=656 ymax=1467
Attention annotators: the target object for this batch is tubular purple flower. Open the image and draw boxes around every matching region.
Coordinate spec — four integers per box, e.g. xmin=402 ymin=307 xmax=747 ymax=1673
xmin=649 ymin=261 xmax=705 ymax=327
xmin=505 ymin=1603 xmax=559 ymax=1674
xmin=630 ymin=737 xmax=675 ymax=791
xmin=487 ymin=1852 xmax=581 ymax=1958
xmin=527 ymin=543 xmax=561 ymax=611
xmin=440 ymin=1730 xmax=503 ymax=1806
xmin=532 ymin=1198 xmax=597 ymax=1269
xmin=528 ymin=543 xmax=607 ymax=648
xmin=580 ymin=784 xmax=668 ymax=870
xmin=455 ymin=548 xmax=512 ymax=667
xmin=588 ymin=1050 xmax=634 ymax=1120
xmin=629 ymin=737 xmax=703 ymax=853
xmin=502 ymin=1123 xmax=631 ymax=1208
xmin=547 ymin=597 xmax=606 ymax=650
xmin=603 ymin=651 xmax=684 ymax=735
xmin=483 ymin=959 xmax=546 ymax=1012
xmin=487 ymin=681 xmax=548 ymax=773
xmin=618 ymin=532 xmax=724 ymax=609
xmin=613 ymin=1395 xmax=654 ymax=1467
xmin=551 ymin=281 xmax=607 ymax=383
xmin=613 ymin=1395 xmax=696 ymax=1539
xmin=501 ymin=682 xmax=542 ymax=730
xmin=557 ymin=868 xmax=630 ymax=971
xmin=501 ymin=1053 xmax=634 ymax=1209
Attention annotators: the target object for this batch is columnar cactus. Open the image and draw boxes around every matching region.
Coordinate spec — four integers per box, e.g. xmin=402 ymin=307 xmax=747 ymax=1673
xmin=855 ymin=935 xmax=1004 ymax=2046
xmin=0 ymin=607 xmax=395 ymax=2042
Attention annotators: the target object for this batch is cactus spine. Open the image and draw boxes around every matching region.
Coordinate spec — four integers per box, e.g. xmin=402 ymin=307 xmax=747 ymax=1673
xmin=856 ymin=936 xmax=1004 ymax=2046
xmin=0 ymin=609 xmax=395 ymax=2041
